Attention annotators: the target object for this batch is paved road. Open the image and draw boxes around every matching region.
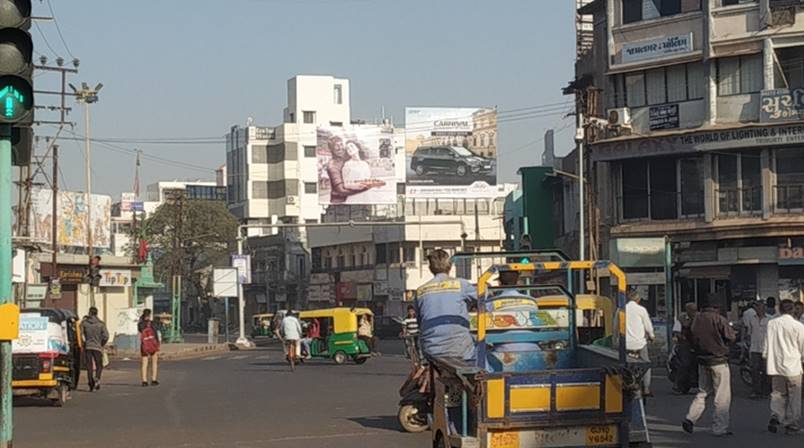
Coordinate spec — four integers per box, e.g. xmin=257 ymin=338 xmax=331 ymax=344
xmin=12 ymin=341 xmax=804 ymax=447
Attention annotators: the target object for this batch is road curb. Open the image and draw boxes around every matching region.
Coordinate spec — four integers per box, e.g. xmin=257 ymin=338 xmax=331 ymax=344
xmin=113 ymin=343 xmax=233 ymax=361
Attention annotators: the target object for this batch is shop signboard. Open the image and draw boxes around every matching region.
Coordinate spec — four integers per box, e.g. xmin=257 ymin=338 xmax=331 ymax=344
xmin=99 ymin=269 xmax=131 ymax=287
xmin=59 ymin=268 xmax=86 ymax=285
xmin=621 ymin=33 xmax=693 ymax=64
xmin=25 ymin=284 xmax=48 ymax=305
xmin=760 ymin=88 xmax=804 ymax=123
xmin=231 ymin=255 xmax=251 ymax=284
xmin=610 ymin=237 xmax=666 ymax=268
xmin=779 ymin=246 xmax=804 ymax=265
xmin=649 ymin=104 xmax=679 ymax=130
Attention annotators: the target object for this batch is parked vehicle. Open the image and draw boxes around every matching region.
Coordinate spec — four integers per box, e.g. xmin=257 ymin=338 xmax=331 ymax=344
xmin=298 ymin=307 xmax=373 ymax=364
xmin=12 ymin=308 xmax=81 ymax=406
xmin=251 ymin=313 xmax=275 ymax=338
xmin=410 ymin=146 xmax=493 ymax=178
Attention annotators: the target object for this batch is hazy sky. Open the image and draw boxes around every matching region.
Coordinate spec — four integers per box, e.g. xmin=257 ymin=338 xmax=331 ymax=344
xmin=31 ymin=0 xmax=577 ymax=199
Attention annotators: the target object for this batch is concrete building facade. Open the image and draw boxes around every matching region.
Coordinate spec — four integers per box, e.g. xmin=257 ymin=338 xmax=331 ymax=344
xmin=574 ymin=0 xmax=804 ymax=315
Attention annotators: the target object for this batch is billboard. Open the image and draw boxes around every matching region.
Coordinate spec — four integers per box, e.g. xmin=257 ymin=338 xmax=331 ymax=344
xmin=316 ymin=125 xmax=403 ymax=205
xmin=29 ymin=189 xmax=112 ymax=249
xmin=405 ymin=107 xmax=497 ymax=187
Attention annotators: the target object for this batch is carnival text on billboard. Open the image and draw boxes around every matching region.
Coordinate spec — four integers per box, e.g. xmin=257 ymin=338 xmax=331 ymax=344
xmin=433 ymin=120 xmax=471 ymax=128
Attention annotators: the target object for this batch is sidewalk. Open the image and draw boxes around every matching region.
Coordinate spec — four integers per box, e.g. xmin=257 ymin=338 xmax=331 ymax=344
xmin=113 ymin=342 xmax=232 ymax=361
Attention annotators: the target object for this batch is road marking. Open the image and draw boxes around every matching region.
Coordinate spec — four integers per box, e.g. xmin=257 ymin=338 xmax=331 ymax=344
xmin=201 ymin=356 xmax=221 ymax=361
xmin=255 ymin=354 xmax=270 ymax=360
xmin=230 ymin=355 xmax=248 ymax=360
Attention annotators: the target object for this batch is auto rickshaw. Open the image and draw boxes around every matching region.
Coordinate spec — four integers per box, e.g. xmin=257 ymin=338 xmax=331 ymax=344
xmin=426 ymin=253 xmax=649 ymax=448
xmin=12 ymin=308 xmax=82 ymax=406
xmin=251 ymin=313 xmax=275 ymax=338
xmin=298 ymin=307 xmax=373 ymax=364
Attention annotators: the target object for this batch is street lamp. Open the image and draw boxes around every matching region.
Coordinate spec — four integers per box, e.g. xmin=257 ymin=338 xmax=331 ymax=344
xmin=69 ymin=81 xmax=102 ymax=305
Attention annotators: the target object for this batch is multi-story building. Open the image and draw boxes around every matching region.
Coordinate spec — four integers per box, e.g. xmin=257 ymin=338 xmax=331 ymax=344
xmin=226 ymin=75 xmax=351 ymax=237
xmin=572 ymin=0 xmax=804 ymax=314
xmin=307 ymin=184 xmax=517 ymax=316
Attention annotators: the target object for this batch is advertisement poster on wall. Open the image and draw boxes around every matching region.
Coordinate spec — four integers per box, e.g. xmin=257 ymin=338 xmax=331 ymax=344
xmin=316 ymin=125 xmax=404 ymax=205
xmin=29 ymin=188 xmax=112 ymax=249
xmin=405 ymin=107 xmax=497 ymax=188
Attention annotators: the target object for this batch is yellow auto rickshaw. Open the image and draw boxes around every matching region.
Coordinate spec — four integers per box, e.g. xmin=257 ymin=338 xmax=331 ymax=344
xmin=298 ymin=307 xmax=373 ymax=364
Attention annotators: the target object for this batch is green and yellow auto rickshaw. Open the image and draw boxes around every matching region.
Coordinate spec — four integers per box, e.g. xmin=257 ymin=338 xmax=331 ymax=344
xmin=251 ymin=313 xmax=275 ymax=338
xmin=298 ymin=307 xmax=373 ymax=365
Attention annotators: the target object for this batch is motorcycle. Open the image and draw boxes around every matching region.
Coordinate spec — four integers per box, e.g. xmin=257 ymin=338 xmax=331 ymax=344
xmin=397 ymin=363 xmax=431 ymax=433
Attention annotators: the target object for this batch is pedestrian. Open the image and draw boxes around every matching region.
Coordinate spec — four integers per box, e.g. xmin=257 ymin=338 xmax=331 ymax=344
xmin=763 ymin=299 xmax=804 ymax=435
xmin=282 ymin=311 xmax=302 ymax=366
xmin=401 ymin=305 xmax=420 ymax=362
xmin=746 ymin=300 xmax=770 ymax=399
xmin=767 ymin=296 xmax=778 ymax=317
xmin=625 ymin=289 xmax=654 ymax=397
xmin=138 ymin=309 xmax=161 ymax=387
xmin=80 ymin=306 xmax=109 ymax=392
xmin=671 ymin=302 xmax=698 ymax=394
xmin=358 ymin=314 xmax=379 ymax=355
xmin=794 ymin=302 xmax=804 ymax=324
xmin=682 ymin=297 xmax=736 ymax=437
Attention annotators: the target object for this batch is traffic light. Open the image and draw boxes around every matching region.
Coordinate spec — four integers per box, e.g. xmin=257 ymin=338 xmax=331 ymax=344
xmin=11 ymin=126 xmax=29 ymax=165
xmin=0 ymin=1 xmax=34 ymax=129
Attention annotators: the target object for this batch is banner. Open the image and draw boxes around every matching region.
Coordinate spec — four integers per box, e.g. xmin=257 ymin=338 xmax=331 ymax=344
xmin=29 ymin=189 xmax=112 ymax=249
xmin=405 ymin=107 xmax=497 ymax=188
xmin=98 ymin=269 xmax=132 ymax=287
xmin=316 ymin=125 xmax=403 ymax=205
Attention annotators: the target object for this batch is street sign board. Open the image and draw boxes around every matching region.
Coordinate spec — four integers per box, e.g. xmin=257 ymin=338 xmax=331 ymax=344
xmin=213 ymin=268 xmax=238 ymax=297
xmin=25 ymin=284 xmax=47 ymax=304
xmin=231 ymin=255 xmax=251 ymax=284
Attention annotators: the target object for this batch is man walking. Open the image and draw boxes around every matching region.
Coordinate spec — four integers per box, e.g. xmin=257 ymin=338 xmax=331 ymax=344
xmin=625 ymin=290 xmax=654 ymax=396
xmin=746 ymin=301 xmax=770 ymax=399
xmin=764 ymin=299 xmax=804 ymax=435
xmin=80 ymin=306 xmax=109 ymax=392
xmin=672 ymin=302 xmax=698 ymax=394
xmin=682 ymin=297 xmax=735 ymax=437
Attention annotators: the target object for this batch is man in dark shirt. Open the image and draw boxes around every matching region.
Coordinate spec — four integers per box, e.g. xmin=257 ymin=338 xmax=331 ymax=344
xmin=672 ymin=302 xmax=698 ymax=394
xmin=682 ymin=299 xmax=735 ymax=437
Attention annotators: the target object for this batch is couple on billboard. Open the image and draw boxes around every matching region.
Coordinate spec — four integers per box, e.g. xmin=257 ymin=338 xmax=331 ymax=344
xmin=325 ymin=135 xmax=386 ymax=204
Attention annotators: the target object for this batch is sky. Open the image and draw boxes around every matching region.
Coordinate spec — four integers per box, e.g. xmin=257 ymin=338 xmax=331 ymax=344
xmin=30 ymin=0 xmax=577 ymax=200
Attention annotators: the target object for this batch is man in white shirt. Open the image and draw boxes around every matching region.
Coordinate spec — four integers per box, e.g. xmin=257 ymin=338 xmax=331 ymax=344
xmin=626 ymin=290 xmax=655 ymax=396
xmin=763 ymin=299 xmax=804 ymax=435
xmin=282 ymin=312 xmax=303 ymax=365
xmin=746 ymin=301 xmax=770 ymax=399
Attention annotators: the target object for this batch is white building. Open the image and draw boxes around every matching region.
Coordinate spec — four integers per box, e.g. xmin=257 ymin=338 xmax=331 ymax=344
xmin=307 ymin=184 xmax=517 ymax=316
xmin=226 ymin=75 xmax=351 ymax=236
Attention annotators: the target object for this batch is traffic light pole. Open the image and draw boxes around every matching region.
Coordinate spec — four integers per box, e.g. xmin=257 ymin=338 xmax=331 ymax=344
xmin=1 ymin=125 xmax=15 ymax=447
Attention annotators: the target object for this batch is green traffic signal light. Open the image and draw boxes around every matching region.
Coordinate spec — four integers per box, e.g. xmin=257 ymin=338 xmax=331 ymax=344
xmin=0 ymin=75 xmax=31 ymax=124
xmin=0 ymin=85 xmax=23 ymax=119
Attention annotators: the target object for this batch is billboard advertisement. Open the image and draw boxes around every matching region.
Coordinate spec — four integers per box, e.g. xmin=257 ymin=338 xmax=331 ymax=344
xmin=405 ymin=107 xmax=497 ymax=187
xmin=29 ymin=189 xmax=112 ymax=249
xmin=316 ymin=125 xmax=403 ymax=205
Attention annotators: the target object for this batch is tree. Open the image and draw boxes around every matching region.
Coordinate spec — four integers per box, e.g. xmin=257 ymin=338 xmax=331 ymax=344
xmin=142 ymin=199 xmax=238 ymax=324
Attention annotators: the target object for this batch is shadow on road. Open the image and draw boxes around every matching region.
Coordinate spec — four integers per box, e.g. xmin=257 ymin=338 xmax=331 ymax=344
xmin=348 ymin=415 xmax=402 ymax=432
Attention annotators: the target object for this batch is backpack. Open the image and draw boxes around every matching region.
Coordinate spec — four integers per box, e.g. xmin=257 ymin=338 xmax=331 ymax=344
xmin=141 ymin=323 xmax=160 ymax=355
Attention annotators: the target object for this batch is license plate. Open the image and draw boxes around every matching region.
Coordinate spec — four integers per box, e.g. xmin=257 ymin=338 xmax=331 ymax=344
xmin=586 ymin=425 xmax=616 ymax=446
xmin=489 ymin=431 xmax=519 ymax=448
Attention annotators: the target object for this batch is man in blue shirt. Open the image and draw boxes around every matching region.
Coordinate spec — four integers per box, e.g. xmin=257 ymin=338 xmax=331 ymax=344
xmin=416 ymin=249 xmax=476 ymax=361
xmin=488 ymin=269 xmax=535 ymax=311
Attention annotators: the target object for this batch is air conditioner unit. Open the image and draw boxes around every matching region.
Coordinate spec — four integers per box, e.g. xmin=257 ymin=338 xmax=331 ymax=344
xmin=607 ymin=107 xmax=631 ymax=127
xmin=286 ymin=196 xmax=297 ymax=205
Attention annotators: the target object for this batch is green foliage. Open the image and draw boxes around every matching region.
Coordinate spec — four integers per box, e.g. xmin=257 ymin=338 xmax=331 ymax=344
xmin=142 ymin=200 xmax=238 ymax=296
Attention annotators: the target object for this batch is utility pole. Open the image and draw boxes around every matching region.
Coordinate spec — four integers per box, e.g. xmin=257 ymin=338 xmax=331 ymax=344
xmin=51 ymin=145 xmax=58 ymax=289
xmin=70 ymin=82 xmax=102 ymax=306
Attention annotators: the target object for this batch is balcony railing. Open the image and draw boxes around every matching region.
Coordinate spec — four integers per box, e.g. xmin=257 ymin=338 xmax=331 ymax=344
xmin=715 ymin=187 xmax=762 ymax=217
xmin=775 ymin=184 xmax=804 ymax=212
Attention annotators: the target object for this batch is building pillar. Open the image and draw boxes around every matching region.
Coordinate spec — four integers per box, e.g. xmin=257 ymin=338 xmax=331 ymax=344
xmin=763 ymin=38 xmax=775 ymax=90
xmin=761 ymin=149 xmax=773 ymax=219
xmin=703 ymin=153 xmax=715 ymax=223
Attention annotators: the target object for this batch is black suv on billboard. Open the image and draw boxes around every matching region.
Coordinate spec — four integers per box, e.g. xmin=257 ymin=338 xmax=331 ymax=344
xmin=410 ymin=146 xmax=493 ymax=177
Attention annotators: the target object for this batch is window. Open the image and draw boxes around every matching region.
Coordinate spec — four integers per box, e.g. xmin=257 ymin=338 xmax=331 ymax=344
xmin=610 ymin=63 xmax=704 ymax=108
xmin=625 ymin=72 xmax=646 ymax=107
xmin=334 ymin=84 xmax=343 ymax=104
xmin=304 ymin=146 xmax=316 ymax=157
xmin=776 ymin=46 xmax=804 ymax=89
xmin=646 ymin=68 xmax=666 ymax=105
xmin=388 ymin=243 xmax=400 ymax=264
xmin=288 ymin=112 xmax=295 ymax=123
xmin=304 ymin=182 xmax=317 ymax=194
xmin=650 ymin=158 xmax=677 ymax=220
xmin=375 ymin=244 xmax=387 ymax=264
xmin=679 ymin=158 xmax=705 ymax=216
xmin=717 ymin=54 xmax=762 ymax=96
xmin=252 ymin=145 xmax=268 ymax=163
xmin=622 ymin=0 xmax=691 ymax=24
xmin=303 ymin=111 xmax=316 ymax=124
xmin=622 ymin=159 xmax=649 ymax=219
xmin=253 ymin=180 xmax=299 ymax=199
xmin=403 ymin=245 xmax=416 ymax=263
xmin=722 ymin=0 xmax=756 ymax=5
xmin=775 ymin=148 xmax=804 ymax=210
xmin=252 ymin=181 xmax=267 ymax=199
xmin=716 ymin=152 xmax=762 ymax=215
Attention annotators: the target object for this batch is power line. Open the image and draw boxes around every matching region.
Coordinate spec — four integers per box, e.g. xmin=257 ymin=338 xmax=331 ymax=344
xmin=34 ymin=21 xmax=61 ymax=58
xmin=45 ymin=0 xmax=77 ymax=59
